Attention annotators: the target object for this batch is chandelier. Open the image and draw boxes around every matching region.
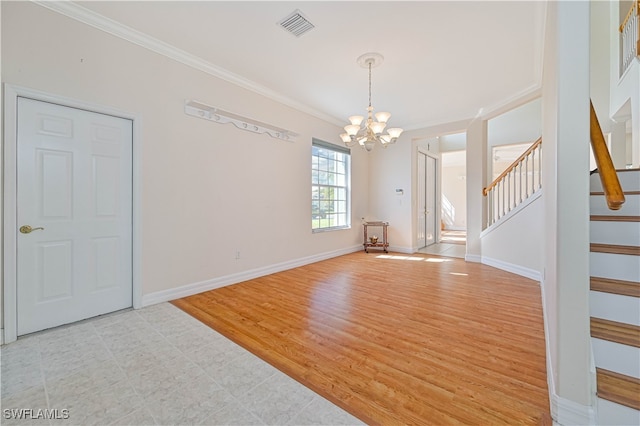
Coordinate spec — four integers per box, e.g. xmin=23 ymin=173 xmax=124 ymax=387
xmin=340 ymin=53 xmax=403 ymax=152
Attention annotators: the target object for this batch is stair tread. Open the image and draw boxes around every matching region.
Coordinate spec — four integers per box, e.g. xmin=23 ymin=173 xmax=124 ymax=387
xmin=591 ymin=243 xmax=640 ymax=256
xmin=591 ymin=317 xmax=640 ymax=347
xmin=592 ymin=168 xmax=640 ymax=173
xmin=590 ymin=215 xmax=640 ymax=222
xmin=596 ymin=368 xmax=640 ymax=411
xmin=591 ymin=277 xmax=640 ymax=298
xmin=591 ymin=191 xmax=640 ymax=196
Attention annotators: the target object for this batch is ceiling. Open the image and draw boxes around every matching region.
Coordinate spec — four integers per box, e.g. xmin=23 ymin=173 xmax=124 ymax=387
xmin=73 ymin=1 xmax=546 ymax=131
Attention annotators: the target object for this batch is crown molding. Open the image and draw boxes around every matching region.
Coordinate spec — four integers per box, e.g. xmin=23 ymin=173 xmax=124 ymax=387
xmin=32 ymin=1 xmax=344 ymax=127
xmin=403 ymin=81 xmax=542 ymax=133
xmin=478 ymin=82 xmax=542 ymax=122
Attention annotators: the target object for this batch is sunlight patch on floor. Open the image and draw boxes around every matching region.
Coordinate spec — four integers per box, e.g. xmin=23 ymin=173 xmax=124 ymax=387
xmin=376 ymin=255 xmax=453 ymax=263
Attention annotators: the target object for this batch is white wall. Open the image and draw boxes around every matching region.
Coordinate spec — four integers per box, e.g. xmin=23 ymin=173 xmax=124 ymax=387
xmin=440 ymin=132 xmax=466 ymax=152
xmin=465 ymin=118 xmax=487 ymax=260
xmin=1 ymin=2 xmax=369 ymax=305
xmin=487 ymin=98 xmax=542 ymax=147
xmin=542 ymin=2 xmax=594 ymax=422
xmin=591 ymin=0 xmax=612 ymax=135
xmin=480 ymin=194 xmax=543 ymax=279
xmin=367 ymin=131 xmax=413 ymax=252
xmin=441 ymin=156 xmax=466 ymax=230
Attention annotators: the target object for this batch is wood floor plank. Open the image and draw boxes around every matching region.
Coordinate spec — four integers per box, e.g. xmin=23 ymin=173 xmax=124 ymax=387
xmin=173 ymin=252 xmax=550 ymax=424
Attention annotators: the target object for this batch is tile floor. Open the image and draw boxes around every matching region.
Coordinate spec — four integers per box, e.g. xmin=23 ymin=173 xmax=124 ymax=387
xmin=417 ymin=242 xmax=466 ymax=259
xmin=417 ymin=230 xmax=466 ymax=259
xmin=0 ymin=303 xmax=365 ymax=425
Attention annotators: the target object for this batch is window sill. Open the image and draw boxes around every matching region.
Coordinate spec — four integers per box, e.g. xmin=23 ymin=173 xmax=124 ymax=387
xmin=312 ymin=225 xmax=351 ymax=234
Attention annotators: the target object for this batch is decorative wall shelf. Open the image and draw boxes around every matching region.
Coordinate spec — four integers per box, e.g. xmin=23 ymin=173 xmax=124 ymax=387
xmin=185 ymin=100 xmax=298 ymax=141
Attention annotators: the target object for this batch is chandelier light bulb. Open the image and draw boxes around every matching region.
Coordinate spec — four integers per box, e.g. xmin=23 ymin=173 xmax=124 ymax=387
xmin=370 ymin=121 xmax=386 ymax=135
xmin=340 ymin=133 xmax=352 ymax=143
xmin=344 ymin=124 xmax=360 ymax=136
xmin=349 ymin=115 xmax=364 ymax=126
xmin=387 ymin=128 xmax=404 ymax=139
xmin=375 ymin=111 xmax=391 ymax=123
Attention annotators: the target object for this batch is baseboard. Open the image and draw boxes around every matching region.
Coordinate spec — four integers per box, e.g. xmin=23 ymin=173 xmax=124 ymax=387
xmin=481 ymin=256 xmax=542 ymax=281
xmin=388 ymin=245 xmax=414 ymax=254
xmin=551 ymin=393 xmax=596 ymax=425
xmin=141 ymin=245 xmax=362 ymax=307
xmin=465 ymin=254 xmax=481 ymax=263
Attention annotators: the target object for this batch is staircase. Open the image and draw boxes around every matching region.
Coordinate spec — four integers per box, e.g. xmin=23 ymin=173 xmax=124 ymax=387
xmin=589 ymin=168 xmax=640 ymax=425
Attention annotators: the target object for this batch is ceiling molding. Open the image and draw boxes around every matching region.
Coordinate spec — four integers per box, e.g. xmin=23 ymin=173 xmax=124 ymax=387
xmin=32 ymin=0 xmax=344 ymax=127
xmin=404 ymin=84 xmax=543 ymax=133
xmin=478 ymin=82 xmax=542 ymax=122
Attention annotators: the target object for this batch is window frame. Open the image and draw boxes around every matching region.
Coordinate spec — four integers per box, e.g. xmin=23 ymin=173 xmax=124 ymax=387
xmin=311 ymin=138 xmax=351 ymax=233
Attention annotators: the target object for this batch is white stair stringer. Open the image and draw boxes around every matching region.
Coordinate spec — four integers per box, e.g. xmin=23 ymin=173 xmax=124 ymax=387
xmin=590 ymin=169 xmax=640 ymax=425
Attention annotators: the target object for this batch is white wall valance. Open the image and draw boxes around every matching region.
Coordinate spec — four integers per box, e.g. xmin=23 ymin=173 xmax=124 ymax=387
xmin=185 ymin=100 xmax=298 ymax=141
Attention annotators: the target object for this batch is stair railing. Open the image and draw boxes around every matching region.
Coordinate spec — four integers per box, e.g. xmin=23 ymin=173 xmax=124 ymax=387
xmin=483 ymin=137 xmax=542 ymax=227
xmin=590 ymin=101 xmax=625 ymax=210
xmin=620 ymin=0 xmax=639 ymax=76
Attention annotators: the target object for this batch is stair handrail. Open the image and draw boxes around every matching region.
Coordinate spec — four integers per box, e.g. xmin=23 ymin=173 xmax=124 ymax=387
xmin=619 ymin=0 xmax=639 ymax=33
xmin=590 ymin=101 xmax=625 ymax=210
xmin=483 ymin=137 xmax=542 ymax=196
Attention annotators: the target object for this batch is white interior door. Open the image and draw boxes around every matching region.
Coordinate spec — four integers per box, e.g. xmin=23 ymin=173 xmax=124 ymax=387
xmin=417 ymin=152 xmax=426 ymax=248
xmin=418 ymin=151 xmax=438 ymax=248
xmin=425 ymin=155 xmax=437 ymax=246
xmin=16 ymin=97 xmax=133 ymax=335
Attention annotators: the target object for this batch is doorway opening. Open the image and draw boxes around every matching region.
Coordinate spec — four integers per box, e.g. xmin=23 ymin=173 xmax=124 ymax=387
xmin=417 ymin=133 xmax=467 ymax=259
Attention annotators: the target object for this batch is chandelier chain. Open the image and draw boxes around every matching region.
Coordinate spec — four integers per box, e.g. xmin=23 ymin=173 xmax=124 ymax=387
xmin=368 ymin=62 xmax=372 ymax=108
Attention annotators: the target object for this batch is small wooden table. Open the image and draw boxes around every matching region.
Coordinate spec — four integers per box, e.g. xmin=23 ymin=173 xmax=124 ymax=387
xmin=363 ymin=221 xmax=389 ymax=253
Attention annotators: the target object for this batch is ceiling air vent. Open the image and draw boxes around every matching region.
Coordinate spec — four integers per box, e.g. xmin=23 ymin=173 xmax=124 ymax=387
xmin=278 ymin=9 xmax=315 ymax=37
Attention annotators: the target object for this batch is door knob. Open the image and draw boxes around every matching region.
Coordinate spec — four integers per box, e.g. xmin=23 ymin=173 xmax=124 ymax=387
xmin=19 ymin=225 xmax=44 ymax=234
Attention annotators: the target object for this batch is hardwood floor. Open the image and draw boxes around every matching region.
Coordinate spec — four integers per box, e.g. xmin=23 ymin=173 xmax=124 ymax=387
xmin=172 ymin=252 xmax=550 ymax=425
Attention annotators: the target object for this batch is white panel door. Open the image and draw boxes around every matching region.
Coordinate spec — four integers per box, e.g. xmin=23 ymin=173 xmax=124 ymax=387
xmin=425 ymin=155 xmax=437 ymax=246
xmin=17 ymin=97 xmax=133 ymax=335
xmin=417 ymin=152 xmax=426 ymax=248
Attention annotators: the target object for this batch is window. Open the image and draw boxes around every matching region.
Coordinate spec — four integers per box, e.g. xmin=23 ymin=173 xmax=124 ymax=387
xmin=312 ymin=139 xmax=350 ymax=231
